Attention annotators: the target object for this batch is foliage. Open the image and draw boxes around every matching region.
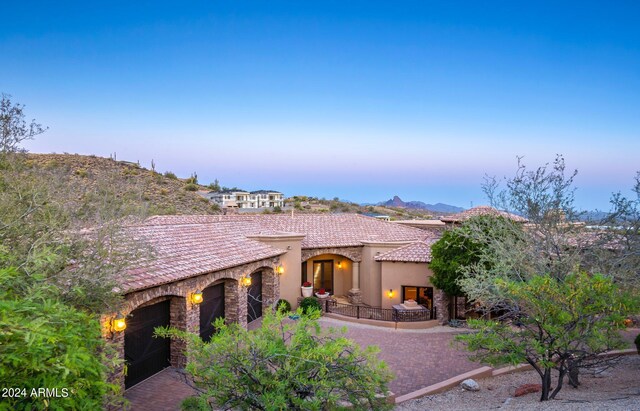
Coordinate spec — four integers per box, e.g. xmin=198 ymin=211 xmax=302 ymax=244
xmin=156 ymin=309 xmax=393 ymax=410
xmin=0 ymin=94 xmax=48 ymax=154
xmin=207 ymin=179 xmax=221 ymax=192
xmin=272 ymin=205 xmax=282 ymax=213
xmin=0 ymin=266 xmax=123 ymax=410
xmin=164 ymin=171 xmax=178 ymax=179
xmin=184 ymin=183 xmax=199 ymax=191
xmin=456 ymin=272 xmax=639 ymax=401
xmin=275 ymin=299 xmax=292 ymax=313
xmin=300 ymin=297 xmax=323 ymax=315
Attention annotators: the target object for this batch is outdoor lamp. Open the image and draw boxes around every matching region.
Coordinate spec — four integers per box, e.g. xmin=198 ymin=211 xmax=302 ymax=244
xmin=191 ymin=290 xmax=203 ymax=304
xmin=336 ymin=261 xmax=342 ymax=269
xmin=241 ymin=276 xmax=252 ymax=287
xmin=387 ymin=289 xmax=394 ymax=299
xmin=112 ymin=312 xmax=127 ymax=332
xmin=275 ymin=265 xmax=284 ymax=275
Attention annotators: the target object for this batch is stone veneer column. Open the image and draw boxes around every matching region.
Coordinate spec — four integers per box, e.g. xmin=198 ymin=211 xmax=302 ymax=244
xmin=434 ymin=290 xmax=450 ymax=325
xmin=102 ymin=315 xmax=126 ymax=396
xmin=170 ymin=297 xmax=188 ymax=368
xmin=225 ymin=280 xmax=248 ymax=329
xmin=347 ymin=261 xmax=362 ymax=305
xmin=262 ymin=269 xmax=280 ymax=313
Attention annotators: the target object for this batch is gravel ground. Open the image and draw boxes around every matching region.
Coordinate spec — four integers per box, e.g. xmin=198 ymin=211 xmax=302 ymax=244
xmin=396 ymin=355 xmax=640 ymax=411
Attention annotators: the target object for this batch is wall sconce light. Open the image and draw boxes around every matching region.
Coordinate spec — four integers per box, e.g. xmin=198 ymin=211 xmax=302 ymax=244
xmin=191 ymin=290 xmax=204 ymax=304
xmin=275 ymin=265 xmax=284 ymax=275
xmin=336 ymin=261 xmax=342 ymax=269
xmin=111 ymin=312 xmax=127 ymax=332
xmin=387 ymin=289 xmax=394 ymax=299
xmin=241 ymin=276 xmax=252 ymax=287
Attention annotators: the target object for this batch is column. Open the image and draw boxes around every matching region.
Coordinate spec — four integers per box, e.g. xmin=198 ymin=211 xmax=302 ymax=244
xmin=347 ymin=261 xmax=362 ymax=305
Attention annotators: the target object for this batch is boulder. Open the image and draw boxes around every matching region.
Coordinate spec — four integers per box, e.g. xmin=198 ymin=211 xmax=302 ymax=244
xmin=460 ymin=379 xmax=480 ymax=391
xmin=514 ymin=384 xmax=542 ymax=397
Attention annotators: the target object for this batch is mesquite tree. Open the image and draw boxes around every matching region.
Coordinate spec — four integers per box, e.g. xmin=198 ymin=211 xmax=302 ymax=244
xmin=156 ymin=309 xmax=393 ymax=410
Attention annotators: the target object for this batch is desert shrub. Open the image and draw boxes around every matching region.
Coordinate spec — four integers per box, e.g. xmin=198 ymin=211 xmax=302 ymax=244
xmin=74 ymin=168 xmax=88 ymax=178
xmin=275 ymin=299 xmax=291 ymax=313
xmin=300 ymin=297 xmax=322 ymax=315
xmin=184 ymin=183 xmax=198 ymax=191
xmin=164 ymin=171 xmax=177 ymax=179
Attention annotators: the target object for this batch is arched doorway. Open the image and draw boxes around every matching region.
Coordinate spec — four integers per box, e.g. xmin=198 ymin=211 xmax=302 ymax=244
xmin=124 ymin=300 xmax=171 ymax=388
xmin=247 ymin=271 xmax=262 ymax=323
xmin=199 ymin=283 xmax=225 ymax=342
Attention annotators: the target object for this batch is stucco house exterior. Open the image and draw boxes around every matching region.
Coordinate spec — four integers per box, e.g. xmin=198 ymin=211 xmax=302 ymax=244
xmin=104 ymin=213 xmax=445 ymax=390
xmin=205 ymin=190 xmax=285 ymax=209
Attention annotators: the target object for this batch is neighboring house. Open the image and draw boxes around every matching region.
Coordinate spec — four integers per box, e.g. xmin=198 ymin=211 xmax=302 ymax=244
xmin=205 ymin=190 xmax=284 ymax=209
xmin=361 ymin=212 xmax=391 ymax=221
xmin=103 ymin=214 xmax=446 ymax=390
xmin=440 ymin=205 xmax=528 ymax=224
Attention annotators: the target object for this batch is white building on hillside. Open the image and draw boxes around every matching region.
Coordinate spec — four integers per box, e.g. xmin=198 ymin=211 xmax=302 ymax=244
xmin=205 ymin=190 xmax=284 ymax=209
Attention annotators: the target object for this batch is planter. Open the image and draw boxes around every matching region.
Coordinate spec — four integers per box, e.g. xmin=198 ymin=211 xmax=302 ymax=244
xmin=315 ymin=292 xmax=330 ymax=299
xmin=301 ymin=286 xmax=313 ymax=297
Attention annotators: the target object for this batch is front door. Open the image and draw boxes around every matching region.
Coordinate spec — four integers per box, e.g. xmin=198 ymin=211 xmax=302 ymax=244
xmin=200 ymin=283 xmax=225 ymax=342
xmin=124 ymin=300 xmax=171 ymax=388
xmin=247 ymin=271 xmax=262 ymax=323
xmin=313 ymin=260 xmax=334 ymax=293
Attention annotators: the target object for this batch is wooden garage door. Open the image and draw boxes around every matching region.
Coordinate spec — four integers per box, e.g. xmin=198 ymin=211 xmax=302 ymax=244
xmin=124 ymin=300 xmax=171 ymax=388
xmin=200 ymin=283 xmax=225 ymax=342
xmin=247 ymin=271 xmax=262 ymax=323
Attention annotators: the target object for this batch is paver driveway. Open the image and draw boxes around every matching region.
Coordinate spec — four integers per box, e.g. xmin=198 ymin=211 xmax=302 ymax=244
xmin=125 ymin=318 xmax=480 ymax=409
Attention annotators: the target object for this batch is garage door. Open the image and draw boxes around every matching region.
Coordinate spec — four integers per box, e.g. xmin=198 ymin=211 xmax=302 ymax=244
xmin=124 ymin=300 xmax=171 ymax=388
xmin=200 ymin=283 xmax=225 ymax=342
xmin=247 ymin=271 xmax=262 ymax=323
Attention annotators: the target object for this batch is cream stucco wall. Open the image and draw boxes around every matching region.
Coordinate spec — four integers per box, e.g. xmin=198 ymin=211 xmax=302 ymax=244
xmin=248 ymin=235 xmax=304 ymax=306
xmin=380 ymin=261 xmax=434 ymax=309
xmin=302 ymin=254 xmax=352 ymax=297
xmin=360 ymin=242 xmax=413 ymax=307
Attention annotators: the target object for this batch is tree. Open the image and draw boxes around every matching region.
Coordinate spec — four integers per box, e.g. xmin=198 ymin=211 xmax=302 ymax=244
xmin=0 ymin=93 xmax=47 ymax=154
xmin=0 ymin=265 xmax=123 ymax=410
xmin=156 ymin=309 xmax=393 ymax=410
xmin=456 ymin=272 xmax=639 ymax=401
xmin=454 ymin=156 xmax=640 ymax=401
xmin=207 ymin=178 xmax=221 ymax=192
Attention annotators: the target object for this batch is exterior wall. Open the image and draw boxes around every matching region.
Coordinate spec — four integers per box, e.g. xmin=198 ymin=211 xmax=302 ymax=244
xmin=248 ymin=236 xmax=304 ymax=309
xmin=360 ymin=242 xmax=412 ymax=307
xmin=103 ymin=257 xmax=281 ymax=391
xmin=380 ymin=261 xmax=434 ymax=309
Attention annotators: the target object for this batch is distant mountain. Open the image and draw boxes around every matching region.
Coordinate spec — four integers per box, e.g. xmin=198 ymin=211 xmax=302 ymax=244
xmin=376 ymin=196 xmax=465 ymax=214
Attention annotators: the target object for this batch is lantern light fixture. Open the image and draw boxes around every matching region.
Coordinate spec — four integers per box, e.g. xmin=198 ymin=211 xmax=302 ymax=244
xmin=112 ymin=312 xmax=127 ymax=332
xmin=191 ymin=290 xmax=204 ymax=305
xmin=336 ymin=261 xmax=342 ymax=269
xmin=241 ymin=276 xmax=252 ymax=287
xmin=387 ymin=289 xmax=394 ymax=299
xmin=275 ymin=265 xmax=284 ymax=275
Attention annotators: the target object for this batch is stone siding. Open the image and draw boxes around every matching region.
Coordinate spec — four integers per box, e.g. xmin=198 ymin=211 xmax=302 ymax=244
xmin=301 ymin=247 xmax=362 ymax=263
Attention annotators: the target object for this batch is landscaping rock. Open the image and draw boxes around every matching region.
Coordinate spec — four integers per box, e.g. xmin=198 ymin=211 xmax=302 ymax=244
xmin=514 ymin=383 xmax=542 ymax=397
xmin=460 ymin=379 xmax=480 ymax=391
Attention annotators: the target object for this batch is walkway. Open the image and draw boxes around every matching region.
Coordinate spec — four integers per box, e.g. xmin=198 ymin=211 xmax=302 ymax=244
xmin=124 ymin=367 xmax=196 ymax=411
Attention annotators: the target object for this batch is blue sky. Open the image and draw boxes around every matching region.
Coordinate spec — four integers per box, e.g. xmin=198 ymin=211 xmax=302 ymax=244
xmin=2 ymin=1 xmax=639 ymax=210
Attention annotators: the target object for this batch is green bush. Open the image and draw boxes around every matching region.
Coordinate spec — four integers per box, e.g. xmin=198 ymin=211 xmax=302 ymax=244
xmin=275 ymin=299 xmax=291 ymax=313
xmin=163 ymin=171 xmax=178 ymax=179
xmin=184 ymin=183 xmax=198 ymax=191
xmin=300 ymin=297 xmax=322 ymax=315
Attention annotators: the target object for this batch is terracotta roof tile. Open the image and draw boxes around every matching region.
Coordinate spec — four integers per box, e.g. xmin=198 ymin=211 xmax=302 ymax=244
xmin=440 ymin=206 xmax=528 ymax=223
xmin=375 ymin=241 xmax=434 ymax=263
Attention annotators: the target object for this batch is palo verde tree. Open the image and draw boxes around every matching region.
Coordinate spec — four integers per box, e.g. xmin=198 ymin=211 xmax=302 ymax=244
xmin=156 ymin=308 xmax=393 ymax=410
xmin=454 ymin=155 xmax=640 ymax=401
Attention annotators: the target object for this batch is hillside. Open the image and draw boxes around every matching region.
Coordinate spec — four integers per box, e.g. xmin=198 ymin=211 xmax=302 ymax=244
xmin=378 ymin=195 xmax=465 ymax=213
xmin=25 ymin=153 xmax=219 ymax=216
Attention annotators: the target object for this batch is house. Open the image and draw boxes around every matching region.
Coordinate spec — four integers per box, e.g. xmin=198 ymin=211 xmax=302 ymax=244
xmin=104 ymin=214 xmax=446 ymax=390
xmin=440 ymin=205 xmax=527 ymax=224
xmin=204 ymin=190 xmax=285 ymax=209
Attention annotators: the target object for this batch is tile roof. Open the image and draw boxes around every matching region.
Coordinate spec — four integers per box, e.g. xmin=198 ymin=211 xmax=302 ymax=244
xmin=440 ymin=206 xmax=528 ymax=223
xmin=122 ymin=214 xmax=438 ymax=292
xmin=122 ymin=221 xmax=285 ymax=292
xmin=375 ymin=241 xmax=434 ymax=263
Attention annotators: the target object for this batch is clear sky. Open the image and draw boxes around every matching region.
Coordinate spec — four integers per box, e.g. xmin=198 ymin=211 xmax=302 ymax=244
xmin=2 ymin=1 xmax=639 ymax=210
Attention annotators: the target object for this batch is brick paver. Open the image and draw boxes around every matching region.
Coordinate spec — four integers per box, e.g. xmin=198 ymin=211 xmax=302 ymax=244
xmin=124 ymin=367 xmax=196 ymax=411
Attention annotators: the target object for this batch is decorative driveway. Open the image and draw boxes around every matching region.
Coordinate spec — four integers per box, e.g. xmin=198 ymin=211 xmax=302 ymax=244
xmin=124 ymin=318 xmax=479 ymax=409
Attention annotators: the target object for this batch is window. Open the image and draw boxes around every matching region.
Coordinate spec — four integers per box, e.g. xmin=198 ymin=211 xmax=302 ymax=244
xmin=401 ymin=286 xmax=433 ymax=309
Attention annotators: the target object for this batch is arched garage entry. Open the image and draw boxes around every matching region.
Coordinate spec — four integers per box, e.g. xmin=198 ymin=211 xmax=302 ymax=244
xmin=200 ymin=282 xmax=225 ymax=342
xmin=247 ymin=270 xmax=262 ymax=323
xmin=124 ymin=300 xmax=171 ymax=388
